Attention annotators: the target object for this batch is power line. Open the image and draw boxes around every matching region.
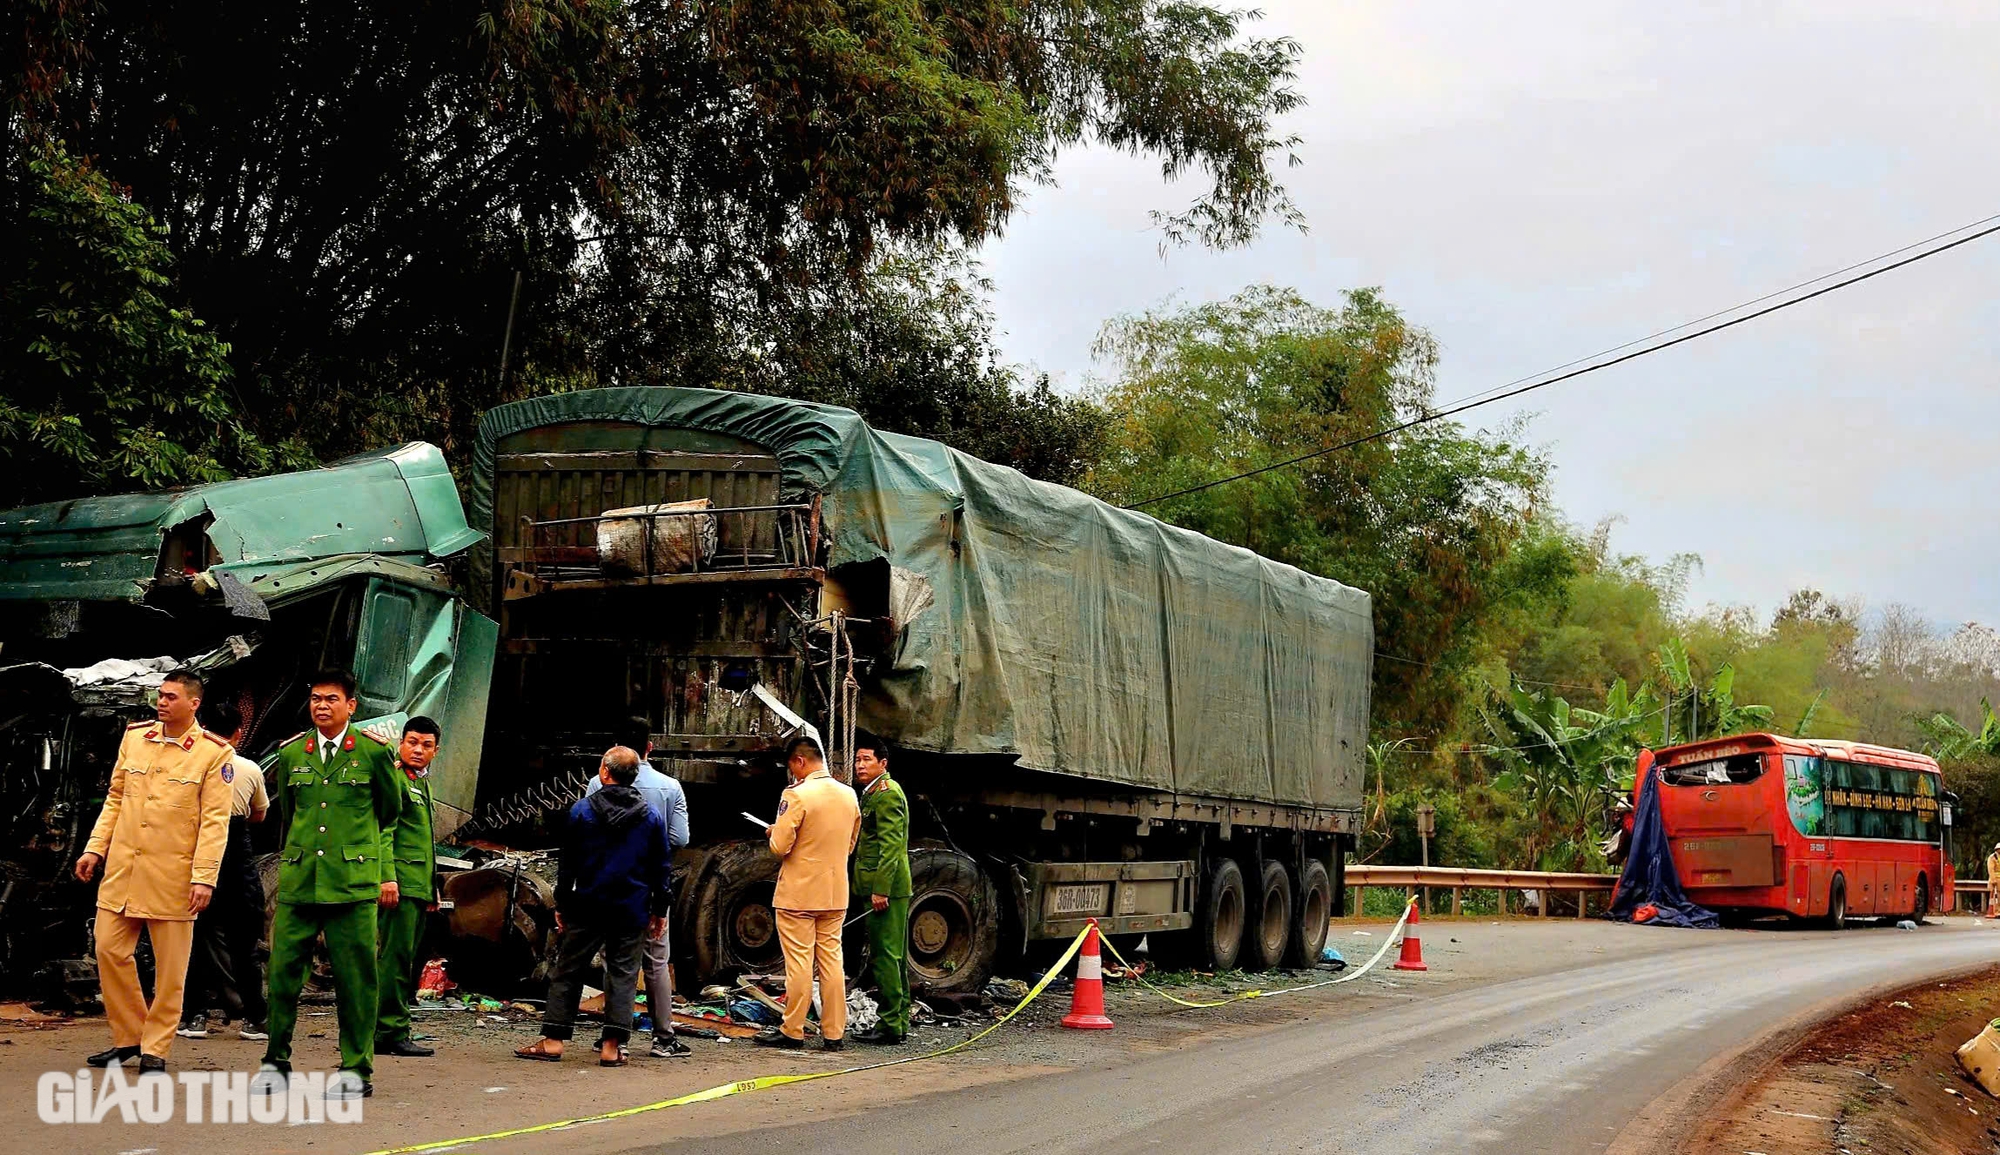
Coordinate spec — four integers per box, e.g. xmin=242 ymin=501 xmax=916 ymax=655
xmin=1127 ymin=213 xmax=2000 ymax=510
xmin=1430 ymin=211 xmax=2000 ymax=413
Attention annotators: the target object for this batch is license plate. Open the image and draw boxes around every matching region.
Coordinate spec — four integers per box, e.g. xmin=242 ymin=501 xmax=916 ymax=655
xmin=1050 ymin=883 xmax=1108 ymax=915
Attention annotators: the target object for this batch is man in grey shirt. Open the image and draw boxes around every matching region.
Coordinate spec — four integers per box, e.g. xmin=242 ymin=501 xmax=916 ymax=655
xmin=584 ymin=718 xmax=690 ymax=1057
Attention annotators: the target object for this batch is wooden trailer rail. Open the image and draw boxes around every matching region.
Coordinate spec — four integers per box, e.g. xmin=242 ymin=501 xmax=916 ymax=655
xmin=1345 ymin=864 xmax=1620 ymax=919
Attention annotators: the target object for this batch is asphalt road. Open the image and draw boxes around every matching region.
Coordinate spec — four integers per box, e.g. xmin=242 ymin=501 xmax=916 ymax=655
xmin=646 ymin=921 xmax=2000 ymax=1155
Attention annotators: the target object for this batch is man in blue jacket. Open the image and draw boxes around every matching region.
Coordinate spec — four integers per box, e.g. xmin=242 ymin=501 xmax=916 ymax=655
xmin=583 ymin=718 xmax=690 ymax=1057
xmin=514 ymin=747 xmax=669 ymax=1066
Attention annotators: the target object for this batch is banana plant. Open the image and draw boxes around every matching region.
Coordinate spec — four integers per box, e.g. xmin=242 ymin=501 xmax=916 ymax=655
xmin=1917 ymin=699 xmax=2000 ymax=761
xmin=1482 ymin=676 xmax=1660 ymax=871
xmin=1653 ymin=638 xmax=1775 ymax=743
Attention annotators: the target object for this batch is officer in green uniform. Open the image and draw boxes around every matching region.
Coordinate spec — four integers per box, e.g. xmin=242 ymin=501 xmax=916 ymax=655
xmin=374 ymin=715 xmax=439 ymax=1058
xmin=849 ymin=732 xmax=912 ymax=1045
xmin=254 ymin=670 xmax=404 ymax=1101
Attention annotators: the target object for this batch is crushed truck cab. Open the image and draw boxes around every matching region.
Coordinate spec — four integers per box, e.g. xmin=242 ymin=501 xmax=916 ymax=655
xmin=0 ymin=444 xmax=494 ymax=995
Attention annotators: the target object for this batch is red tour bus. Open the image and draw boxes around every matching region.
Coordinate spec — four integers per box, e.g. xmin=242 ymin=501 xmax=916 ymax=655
xmin=1647 ymin=733 xmax=1956 ymax=927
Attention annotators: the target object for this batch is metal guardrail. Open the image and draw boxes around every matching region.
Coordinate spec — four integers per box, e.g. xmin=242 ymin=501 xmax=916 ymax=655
xmin=1345 ymin=864 xmax=1618 ymax=919
xmin=1349 ymin=866 xmax=1996 ymax=918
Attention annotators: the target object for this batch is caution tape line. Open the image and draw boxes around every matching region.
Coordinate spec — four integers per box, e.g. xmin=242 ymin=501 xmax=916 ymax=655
xmin=1097 ymin=897 xmax=1417 ymax=1009
xmin=360 ymin=925 xmax=1092 ymax=1155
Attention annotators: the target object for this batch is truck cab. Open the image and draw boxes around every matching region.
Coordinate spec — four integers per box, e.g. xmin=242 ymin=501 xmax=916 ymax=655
xmin=0 ymin=444 xmax=494 ymax=995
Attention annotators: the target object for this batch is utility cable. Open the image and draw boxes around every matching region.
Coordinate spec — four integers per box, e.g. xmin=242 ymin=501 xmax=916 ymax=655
xmin=1127 ymin=215 xmax=2000 ymax=509
xmin=1432 ymin=211 xmax=2000 ymax=413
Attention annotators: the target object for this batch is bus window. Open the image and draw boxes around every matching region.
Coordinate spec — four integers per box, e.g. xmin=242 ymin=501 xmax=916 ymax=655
xmin=1660 ymin=753 xmax=1765 ymax=786
xmin=1784 ymin=755 xmax=1824 ymax=836
xmin=1822 ymin=760 xmax=1940 ymax=842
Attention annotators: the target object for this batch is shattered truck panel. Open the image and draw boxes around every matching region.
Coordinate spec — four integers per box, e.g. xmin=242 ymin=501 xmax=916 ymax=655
xmin=470 ymin=387 xmax=1372 ymax=811
xmin=0 ymin=444 xmax=492 ymax=994
xmin=0 ymin=442 xmax=478 ymax=604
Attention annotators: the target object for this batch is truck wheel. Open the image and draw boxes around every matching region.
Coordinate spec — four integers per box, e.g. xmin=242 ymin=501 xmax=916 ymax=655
xmin=906 ymin=848 xmax=1000 ymax=997
xmin=687 ymin=840 xmax=783 ymax=981
xmin=1825 ymin=875 xmax=1847 ymax=931
xmin=1284 ymin=859 xmax=1333 ymax=968
xmin=1191 ymin=857 xmax=1248 ymax=971
xmin=1244 ymin=860 xmax=1293 ymax=971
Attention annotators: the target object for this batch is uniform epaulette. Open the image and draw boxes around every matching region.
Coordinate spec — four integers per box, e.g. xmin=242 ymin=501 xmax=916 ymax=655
xmin=126 ymin=720 xmax=151 ymax=729
xmin=200 ymin=731 xmax=229 ymax=747
xmin=281 ymin=730 xmax=307 ymax=745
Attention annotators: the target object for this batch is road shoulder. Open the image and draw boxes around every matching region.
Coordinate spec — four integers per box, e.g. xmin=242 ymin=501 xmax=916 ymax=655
xmin=1616 ymin=958 xmax=2000 ymax=1155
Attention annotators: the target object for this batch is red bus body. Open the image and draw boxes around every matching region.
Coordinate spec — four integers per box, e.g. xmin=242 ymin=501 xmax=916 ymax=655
xmin=1648 ymin=733 xmax=1955 ymax=920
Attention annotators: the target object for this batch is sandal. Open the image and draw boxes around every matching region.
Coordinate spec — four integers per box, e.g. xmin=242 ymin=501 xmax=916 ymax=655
xmin=598 ymin=1043 xmax=628 ymax=1067
xmin=514 ymin=1041 xmax=563 ymax=1062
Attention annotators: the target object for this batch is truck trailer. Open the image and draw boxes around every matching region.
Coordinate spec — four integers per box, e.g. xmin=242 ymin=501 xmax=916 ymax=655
xmin=0 ymin=387 xmax=1370 ymax=997
xmin=465 ymin=387 xmax=1370 ymax=991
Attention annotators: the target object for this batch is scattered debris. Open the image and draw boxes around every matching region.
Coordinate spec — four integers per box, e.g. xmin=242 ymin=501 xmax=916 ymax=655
xmin=1897 ymin=920 xmax=1919 ymax=931
xmin=1891 ymin=1000 xmax=1913 ymax=1009
xmin=984 ymin=978 xmax=1030 ymax=1004
xmin=847 ymin=989 xmax=880 ymax=1034
xmin=416 ymin=958 xmax=456 ymax=1001
xmin=1956 ymin=1017 xmax=2000 ymax=1097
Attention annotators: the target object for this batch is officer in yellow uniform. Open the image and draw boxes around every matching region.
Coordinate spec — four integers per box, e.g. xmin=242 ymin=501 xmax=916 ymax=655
xmin=74 ymin=669 xmax=235 ymax=1072
xmin=256 ymin=670 xmax=404 ymax=1101
xmin=375 ymin=716 xmax=440 ymax=1057
xmin=755 ymin=736 xmax=861 ymax=1050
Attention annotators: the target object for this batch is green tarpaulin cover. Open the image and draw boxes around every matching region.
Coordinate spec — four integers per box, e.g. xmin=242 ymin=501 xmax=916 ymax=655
xmin=472 ymin=388 xmax=1370 ymax=811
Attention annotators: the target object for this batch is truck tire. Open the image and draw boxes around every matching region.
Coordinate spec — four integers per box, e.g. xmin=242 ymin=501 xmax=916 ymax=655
xmin=1912 ymin=873 xmax=1929 ymax=925
xmin=687 ymin=840 xmax=783 ymax=981
xmin=1244 ymin=860 xmax=1293 ymax=971
xmin=1284 ymin=859 xmax=1332 ymax=968
xmin=906 ymin=847 xmax=1001 ymax=997
xmin=1187 ymin=856 xmax=1247 ymax=971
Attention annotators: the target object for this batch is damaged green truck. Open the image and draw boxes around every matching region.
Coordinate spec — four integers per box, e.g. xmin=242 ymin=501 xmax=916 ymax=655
xmin=0 ymin=387 xmax=1369 ymax=997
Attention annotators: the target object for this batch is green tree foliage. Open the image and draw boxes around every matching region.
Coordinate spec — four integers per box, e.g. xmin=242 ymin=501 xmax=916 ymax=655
xmin=0 ymin=141 xmax=305 ymax=503
xmin=6 ymin=0 xmax=1300 ymax=488
xmin=1085 ymin=285 xmax=1553 ymax=733
xmin=1481 ymin=677 xmax=1660 ymax=871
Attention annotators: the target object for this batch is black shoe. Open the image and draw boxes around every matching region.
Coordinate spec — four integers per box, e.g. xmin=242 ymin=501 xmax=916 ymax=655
xmin=238 ymin=1022 xmax=269 ymax=1041
xmin=821 ymin=1037 xmax=845 ymax=1052
xmin=752 ymin=1028 xmax=803 ymax=1049
xmin=649 ymin=1035 xmax=691 ymax=1059
xmin=326 ymin=1070 xmax=372 ymax=1100
xmin=176 ymin=1018 xmax=208 ymax=1039
xmin=852 ymin=1026 xmax=907 ymax=1046
xmin=137 ymin=1054 xmax=168 ymax=1076
xmin=86 ymin=1045 xmax=140 ymax=1067
xmin=377 ymin=1038 xmax=434 ymax=1057
xmin=249 ymin=1062 xmax=290 ymax=1096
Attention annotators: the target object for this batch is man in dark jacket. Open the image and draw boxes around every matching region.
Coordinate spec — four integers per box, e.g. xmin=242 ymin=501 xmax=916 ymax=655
xmin=515 ymin=747 xmax=670 ymax=1066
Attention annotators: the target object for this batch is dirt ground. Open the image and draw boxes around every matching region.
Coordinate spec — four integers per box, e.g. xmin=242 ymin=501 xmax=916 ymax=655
xmin=1689 ymin=964 xmax=2000 ymax=1155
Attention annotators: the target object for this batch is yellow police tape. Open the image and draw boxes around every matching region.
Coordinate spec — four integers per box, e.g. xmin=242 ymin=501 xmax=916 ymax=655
xmin=1096 ymin=896 xmax=1416 ymax=1009
xmin=362 ymin=898 xmax=1418 ymax=1155
xmin=360 ymin=924 xmax=1091 ymax=1155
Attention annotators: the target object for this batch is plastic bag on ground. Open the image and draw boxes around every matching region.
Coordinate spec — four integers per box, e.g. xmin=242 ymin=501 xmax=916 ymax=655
xmin=846 ymin=988 xmax=880 ymax=1034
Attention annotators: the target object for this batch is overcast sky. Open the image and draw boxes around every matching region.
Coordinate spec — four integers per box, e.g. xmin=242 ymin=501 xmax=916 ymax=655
xmin=982 ymin=2 xmax=2000 ymax=628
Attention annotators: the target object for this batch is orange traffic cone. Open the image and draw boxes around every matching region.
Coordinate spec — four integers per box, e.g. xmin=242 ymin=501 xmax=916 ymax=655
xmin=1392 ymin=899 xmax=1428 ymax=972
xmin=1060 ymin=919 xmax=1115 ymax=1030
